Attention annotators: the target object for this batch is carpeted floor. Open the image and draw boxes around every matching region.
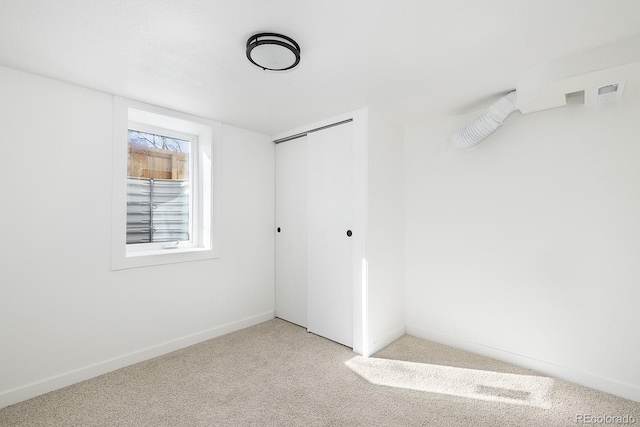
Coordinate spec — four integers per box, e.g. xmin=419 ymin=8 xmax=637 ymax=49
xmin=1 ymin=318 xmax=638 ymax=426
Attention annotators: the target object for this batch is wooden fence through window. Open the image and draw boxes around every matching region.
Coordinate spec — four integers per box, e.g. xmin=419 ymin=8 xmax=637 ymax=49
xmin=128 ymin=143 xmax=189 ymax=180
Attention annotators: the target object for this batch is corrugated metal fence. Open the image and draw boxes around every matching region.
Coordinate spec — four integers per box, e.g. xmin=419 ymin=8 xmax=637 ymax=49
xmin=126 ymin=178 xmax=190 ymax=244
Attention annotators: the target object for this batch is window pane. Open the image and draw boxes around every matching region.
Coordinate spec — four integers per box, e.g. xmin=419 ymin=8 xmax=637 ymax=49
xmin=149 ymin=179 xmax=190 ymax=242
xmin=126 ymin=178 xmax=152 ymax=244
xmin=127 ymin=130 xmax=191 ymax=244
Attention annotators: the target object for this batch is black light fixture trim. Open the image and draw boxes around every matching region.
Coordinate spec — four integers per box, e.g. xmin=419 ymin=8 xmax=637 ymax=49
xmin=246 ymin=33 xmax=301 ymax=71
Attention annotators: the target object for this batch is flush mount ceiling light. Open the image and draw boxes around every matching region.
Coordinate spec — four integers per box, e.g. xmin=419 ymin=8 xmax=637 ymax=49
xmin=246 ymin=33 xmax=301 ymax=71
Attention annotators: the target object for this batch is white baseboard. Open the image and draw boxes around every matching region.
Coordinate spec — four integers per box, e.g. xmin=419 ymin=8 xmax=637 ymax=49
xmin=368 ymin=325 xmax=406 ymax=357
xmin=0 ymin=311 xmax=274 ymax=409
xmin=406 ymin=324 xmax=640 ymax=403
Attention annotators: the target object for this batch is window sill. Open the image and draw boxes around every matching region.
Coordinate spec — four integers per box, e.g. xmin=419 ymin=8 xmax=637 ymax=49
xmin=126 ymin=246 xmax=210 ymax=258
xmin=111 ymin=246 xmax=220 ymax=270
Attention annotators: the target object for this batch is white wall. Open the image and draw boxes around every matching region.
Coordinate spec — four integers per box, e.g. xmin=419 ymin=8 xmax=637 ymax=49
xmin=404 ymin=95 xmax=640 ymax=401
xmin=366 ymin=110 xmax=405 ymax=355
xmin=0 ymin=66 xmax=275 ymax=408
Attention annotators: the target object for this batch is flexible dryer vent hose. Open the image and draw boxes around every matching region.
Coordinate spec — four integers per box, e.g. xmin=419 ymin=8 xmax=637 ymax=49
xmin=451 ymin=91 xmax=518 ymax=149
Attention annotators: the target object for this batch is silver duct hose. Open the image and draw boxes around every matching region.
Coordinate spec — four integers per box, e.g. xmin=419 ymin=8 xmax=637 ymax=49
xmin=451 ymin=91 xmax=518 ymax=149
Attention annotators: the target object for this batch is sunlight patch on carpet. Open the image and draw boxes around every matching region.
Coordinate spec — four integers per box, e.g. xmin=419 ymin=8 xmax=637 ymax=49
xmin=345 ymin=356 xmax=554 ymax=408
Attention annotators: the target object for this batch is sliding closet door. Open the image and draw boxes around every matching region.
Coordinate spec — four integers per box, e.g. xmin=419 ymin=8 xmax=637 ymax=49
xmin=275 ymin=137 xmax=307 ymax=327
xmin=306 ymin=123 xmax=353 ymax=347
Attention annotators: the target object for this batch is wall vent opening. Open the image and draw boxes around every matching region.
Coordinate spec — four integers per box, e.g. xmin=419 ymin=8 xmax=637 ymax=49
xmin=565 ymin=90 xmax=585 ymax=104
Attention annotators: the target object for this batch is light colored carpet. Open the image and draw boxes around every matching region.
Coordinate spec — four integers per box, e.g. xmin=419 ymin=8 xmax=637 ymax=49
xmin=1 ymin=318 xmax=638 ymax=426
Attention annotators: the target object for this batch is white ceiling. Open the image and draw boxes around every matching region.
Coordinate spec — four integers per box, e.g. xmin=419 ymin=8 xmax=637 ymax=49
xmin=1 ymin=0 xmax=640 ymax=136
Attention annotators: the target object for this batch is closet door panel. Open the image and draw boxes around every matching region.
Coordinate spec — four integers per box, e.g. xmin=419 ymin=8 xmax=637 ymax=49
xmin=306 ymin=124 xmax=353 ymax=347
xmin=275 ymin=137 xmax=307 ymax=327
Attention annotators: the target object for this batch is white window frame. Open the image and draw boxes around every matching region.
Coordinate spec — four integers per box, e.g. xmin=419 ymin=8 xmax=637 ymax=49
xmin=111 ymin=97 xmax=221 ymax=270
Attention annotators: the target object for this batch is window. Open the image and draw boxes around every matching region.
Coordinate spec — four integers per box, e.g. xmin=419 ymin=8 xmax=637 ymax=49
xmin=111 ymin=97 xmax=221 ymax=270
xmin=126 ymin=127 xmax=193 ymax=247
